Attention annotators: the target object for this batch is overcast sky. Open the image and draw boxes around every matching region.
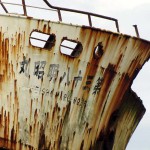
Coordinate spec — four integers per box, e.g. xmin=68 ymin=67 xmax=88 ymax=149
xmin=1 ymin=0 xmax=150 ymax=149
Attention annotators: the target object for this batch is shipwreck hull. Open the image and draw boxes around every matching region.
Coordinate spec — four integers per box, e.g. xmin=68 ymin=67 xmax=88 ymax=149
xmin=0 ymin=14 xmax=149 ymax=150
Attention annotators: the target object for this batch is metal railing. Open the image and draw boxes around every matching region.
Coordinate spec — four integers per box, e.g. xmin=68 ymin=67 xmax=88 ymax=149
xmin=44 ymin=0 xmax=120 ymax=32
xmin=0 ymin=0 xmax=120 ymax=32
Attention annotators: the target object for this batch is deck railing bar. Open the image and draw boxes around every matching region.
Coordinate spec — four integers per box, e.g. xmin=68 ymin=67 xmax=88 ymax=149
xmin=0 ymin=1 xmax=120 ymax=32
xmin=44 ymin=0 xmax=120 ymax=32
xmin=0 ymin=0 xmax=8 ymax=13
xmin=0 ymin=2 xmax=56 ymax=12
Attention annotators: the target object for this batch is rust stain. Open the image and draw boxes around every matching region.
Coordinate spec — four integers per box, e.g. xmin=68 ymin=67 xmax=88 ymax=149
xmin=0 ymin=13 xmax=148 ymax=150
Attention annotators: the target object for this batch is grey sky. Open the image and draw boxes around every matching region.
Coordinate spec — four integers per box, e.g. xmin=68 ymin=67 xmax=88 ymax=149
xmin=1 ymin=0 xmax=149 ymax=149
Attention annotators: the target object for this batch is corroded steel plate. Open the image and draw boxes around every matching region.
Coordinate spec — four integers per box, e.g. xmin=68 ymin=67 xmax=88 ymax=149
xmin=0 ymin=14 xmax=149 ymax=150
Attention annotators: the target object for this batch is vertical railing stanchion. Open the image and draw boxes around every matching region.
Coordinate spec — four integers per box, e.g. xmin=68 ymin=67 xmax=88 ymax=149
xmin=88 ymin=14 xmax=92 ymax=27
xmin=0 ymin=0 xmax=8 ymax=13
xmin=58 ymin=9 xmax=62 ymax=21
xmin=22 ymin=0 xmax=27 ymax=16
xmin=115 ymin=20 xmax=120 ymax=32
xmin=133 ymin=25 xmax=140 ymax=38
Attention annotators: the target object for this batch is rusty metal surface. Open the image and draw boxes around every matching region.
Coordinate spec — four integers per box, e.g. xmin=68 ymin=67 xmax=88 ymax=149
xmin=112 ymin=89 xmax=145 ymax=150
xmin=0 ymin=14 xmax=149 ymax=150
xmin=92 ymin=89 xmax=145 ymax=150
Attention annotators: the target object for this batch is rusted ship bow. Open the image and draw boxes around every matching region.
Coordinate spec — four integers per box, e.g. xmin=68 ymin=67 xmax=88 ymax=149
xmin=0 ymin=1 xmax=149 ymax=150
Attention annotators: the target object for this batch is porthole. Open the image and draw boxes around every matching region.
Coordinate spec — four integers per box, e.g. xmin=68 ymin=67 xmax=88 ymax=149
xmin=30 ymin=31 xmax=55 ymax=50
xmin=94 ymin=42 xmax=104 ymax=58
xmin=60 ymin=39 xmax=83 ymax=57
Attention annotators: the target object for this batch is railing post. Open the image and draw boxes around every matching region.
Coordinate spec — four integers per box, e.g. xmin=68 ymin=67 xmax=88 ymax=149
xmin=133 ymin=25 xmax=140 ymax=38
xmin=88 ymin=14 xmax=92 ymax=27
xmin=115 ymin=20 xmax=120 ymax=32
xmin=58 ymin=9 xmax=62 ymax=21
xmin=22 ymin=0 xmax=27 ymax=16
